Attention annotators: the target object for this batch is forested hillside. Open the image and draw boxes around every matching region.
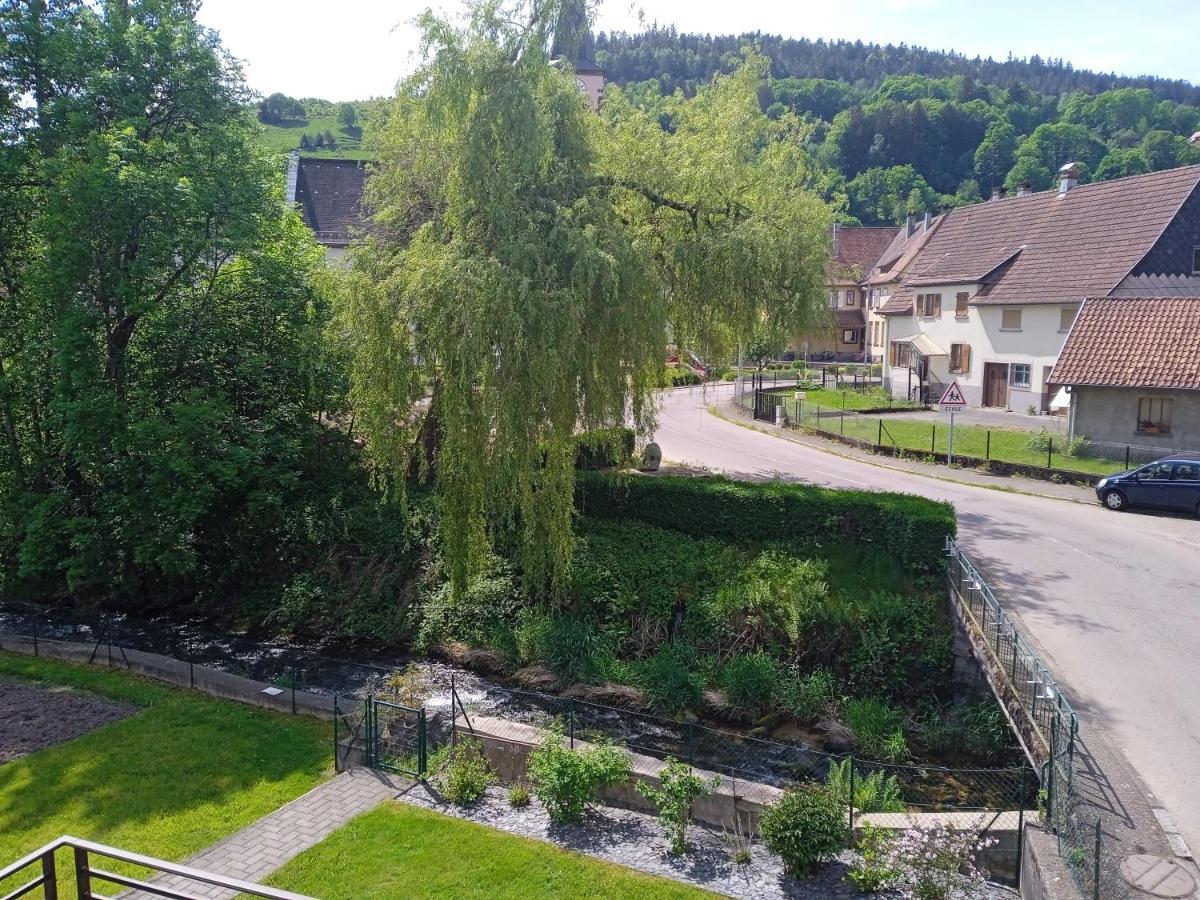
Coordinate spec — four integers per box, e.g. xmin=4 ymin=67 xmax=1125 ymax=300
xmin=595 ymin=29 xmax=1200 ymax=224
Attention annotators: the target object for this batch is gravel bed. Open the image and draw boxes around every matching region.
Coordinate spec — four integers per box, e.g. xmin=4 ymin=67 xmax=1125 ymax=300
xmin=397 ymin=783 xmax=874 ymax=898
xmin=0 ymin=677 xmax=137 ymax=763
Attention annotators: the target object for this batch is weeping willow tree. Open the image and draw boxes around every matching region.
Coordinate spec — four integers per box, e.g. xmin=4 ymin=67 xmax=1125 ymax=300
xmin=341 ymin=0 xmax=831 ymax=593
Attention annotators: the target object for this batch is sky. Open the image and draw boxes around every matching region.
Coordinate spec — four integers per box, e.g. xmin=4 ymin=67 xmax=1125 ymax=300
xmin=195 ymin=0 xmax=1199 ymax=102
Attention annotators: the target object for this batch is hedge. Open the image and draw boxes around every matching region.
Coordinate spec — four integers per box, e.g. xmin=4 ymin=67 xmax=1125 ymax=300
xmin=575 ymin=472 xmax=955 ymax=576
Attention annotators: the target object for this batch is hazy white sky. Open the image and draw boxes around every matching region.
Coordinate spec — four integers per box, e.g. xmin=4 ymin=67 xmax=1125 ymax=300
xmin=195 ymin=0 xmax=1198 ymax=102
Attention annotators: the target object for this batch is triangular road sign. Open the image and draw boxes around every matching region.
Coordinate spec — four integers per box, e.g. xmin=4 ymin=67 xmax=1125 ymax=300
xmin=938 ymin=379 xmax=967 ymax=408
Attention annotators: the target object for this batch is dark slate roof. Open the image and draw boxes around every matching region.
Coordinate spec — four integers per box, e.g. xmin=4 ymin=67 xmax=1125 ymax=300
xmin=295 ymin=158 xmax=368 ymax=247
xmin=831 ymin=226 xmax=897 ymax=274
xmin=884 ymin=165 xmax=1200 ymax=311
xmin=1050 ymin=296 xmax=1200 ymax=390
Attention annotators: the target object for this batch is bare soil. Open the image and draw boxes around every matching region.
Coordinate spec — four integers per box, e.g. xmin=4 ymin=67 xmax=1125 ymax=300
xmin=0 ymin=677 xmax=137 ymax=764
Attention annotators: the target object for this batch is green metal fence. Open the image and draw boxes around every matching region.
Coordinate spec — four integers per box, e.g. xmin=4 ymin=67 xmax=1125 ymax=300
xmin=364 ymin=697 xmax=427 ymax=777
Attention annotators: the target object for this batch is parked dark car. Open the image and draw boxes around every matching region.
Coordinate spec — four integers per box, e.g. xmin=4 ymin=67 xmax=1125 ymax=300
xmin=1095 ymin=457 xmax=1200 ymax=515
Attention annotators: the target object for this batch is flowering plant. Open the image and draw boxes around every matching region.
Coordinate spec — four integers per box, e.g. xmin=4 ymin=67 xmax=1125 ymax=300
xmin=885 ymin=821 xmax=997 ymax=900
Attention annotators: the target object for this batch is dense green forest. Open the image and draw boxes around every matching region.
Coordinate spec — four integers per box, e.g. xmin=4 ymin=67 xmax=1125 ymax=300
xmin=594 ymin=29 xmax=1200 ymax=224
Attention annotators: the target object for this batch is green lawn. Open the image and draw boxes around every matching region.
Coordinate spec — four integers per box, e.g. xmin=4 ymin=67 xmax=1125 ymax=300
xmin=787 ymin=400 xmax=1123 ymax=475
xmin=253 ymin=112 xmax=374 ymax=161
xmin=0 ymin=653 xmax=331 ymax=897
xmin=794 ymin=388 xmax=922 ymax=411
xmin=262 ymin=802 xmax=714 ymax=900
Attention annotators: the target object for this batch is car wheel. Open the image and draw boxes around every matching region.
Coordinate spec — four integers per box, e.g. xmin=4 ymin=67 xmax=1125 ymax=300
xmin=1103 ymin=490 xmax=1127 ymax=511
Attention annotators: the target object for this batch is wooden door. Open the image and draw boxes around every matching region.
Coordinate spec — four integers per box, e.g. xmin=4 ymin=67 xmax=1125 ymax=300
xmin=983 ymin=363 xmax=1009 ymax=408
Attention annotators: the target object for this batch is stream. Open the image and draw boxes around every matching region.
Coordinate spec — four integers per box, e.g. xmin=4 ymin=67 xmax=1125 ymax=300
xmin=0 ymin=603 xmax=1026 ymax=806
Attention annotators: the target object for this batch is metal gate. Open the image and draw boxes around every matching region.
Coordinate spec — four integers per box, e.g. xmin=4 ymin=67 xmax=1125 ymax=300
xmin=753 ymin=388 xmax=778 ymax=422
xmin=365 ymin=698 xmax=427 ymax=776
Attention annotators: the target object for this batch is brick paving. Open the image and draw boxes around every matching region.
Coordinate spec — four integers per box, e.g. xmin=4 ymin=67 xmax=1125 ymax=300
xmin=123 ymin=769 xmax=407 ymax=899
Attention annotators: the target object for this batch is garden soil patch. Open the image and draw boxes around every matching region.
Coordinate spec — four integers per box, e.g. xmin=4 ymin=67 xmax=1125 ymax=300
xmin=0 ymin=677 xmax=137 ymax=763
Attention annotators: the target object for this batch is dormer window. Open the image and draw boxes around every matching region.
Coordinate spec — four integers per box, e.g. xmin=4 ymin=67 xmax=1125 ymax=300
xmin=1192 ymin=246 xmax=1200 ymax=275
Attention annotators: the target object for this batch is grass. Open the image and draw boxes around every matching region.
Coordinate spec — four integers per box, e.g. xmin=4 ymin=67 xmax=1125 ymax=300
xmin=252 ymin=111 xmax=374 ymax=161
xmin=261 ymin=802 xmax=715 ymax=899
xmin=793 ymin=387 xmax=921 ymax=411
xmin=0 ymin=653 xmax=331 ymax=898
xmin=787 ymin=399 xmax=1123 ymax=475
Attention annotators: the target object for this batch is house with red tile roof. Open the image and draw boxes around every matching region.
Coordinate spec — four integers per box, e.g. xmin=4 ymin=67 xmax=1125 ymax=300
xmin=792 ymin=224 xmax=897 ymax=362
xmin=1050 ymin=296 xmax=1200 ymax=451
xmin=877 ymin=163 xmax=1200 ymax=409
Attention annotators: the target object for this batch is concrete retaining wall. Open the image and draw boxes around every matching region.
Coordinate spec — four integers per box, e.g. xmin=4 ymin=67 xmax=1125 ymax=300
xmin=0 ymin=633 xmax=336 ymax=720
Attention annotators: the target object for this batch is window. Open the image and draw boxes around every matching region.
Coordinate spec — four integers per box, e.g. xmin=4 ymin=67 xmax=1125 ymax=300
xmin=1137 ymin=397 xmax=1173 ymax=434
xmin=1010 ymin=363 xmax=1031 ymax=388
xmin=1140 ymin=461 xmax=1174 ymax=479
xmin=949 ymin=343 xmax=972 ymax=374
xmin=1001 ymin=308 xmax=1023 ymax=331
xmin=828 ymin=291 xmax=838 ymax=309
xmin=1175 ymin=462 xmax=1200 ymax=482
xmin=1193 ymin=247 xmax=1200 ymax=275
xmin=955 ymin=292 xmax=970 ymax=318
xmin=917 ymin=293 xmax=942 ymax=317
xmin=1059 ymin=306 xmax=1078 ymax=332
xmin=845 ymin=290 xmax=857 ymax=306
xmin=889 ymin=341 xmax=912 ymax=367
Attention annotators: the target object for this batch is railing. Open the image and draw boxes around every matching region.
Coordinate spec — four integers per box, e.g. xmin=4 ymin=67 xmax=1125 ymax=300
xmin=0 ymin=835 xmax=311 ymax=900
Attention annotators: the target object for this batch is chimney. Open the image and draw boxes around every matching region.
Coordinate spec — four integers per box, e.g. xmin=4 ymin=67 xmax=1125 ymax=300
xmin=1190 ymin=131 xmax=1200 ymax=145
xmin=1058 ymin=162 xmax=1079 ymax=197
xmin=1017 ymin=181 xmax=1033 ymax=198
xmin=924 ymin=210 xmax=932 ymax=230
xmin=990 ymin=186 xmax=1008 ymax=201
xmin=831 ymin=222 xmax=840 ymax=256
xmin=906 ymin=213 xmax=916 ymax=237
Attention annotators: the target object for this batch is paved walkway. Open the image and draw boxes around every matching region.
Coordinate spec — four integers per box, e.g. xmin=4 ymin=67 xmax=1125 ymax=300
xmin=125 ymin=769 xmax=406 ymax=899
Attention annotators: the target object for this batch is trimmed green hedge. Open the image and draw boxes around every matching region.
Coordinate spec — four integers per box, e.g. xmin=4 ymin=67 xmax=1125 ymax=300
xmin=575 ymin=472 xmax=955 ymax=576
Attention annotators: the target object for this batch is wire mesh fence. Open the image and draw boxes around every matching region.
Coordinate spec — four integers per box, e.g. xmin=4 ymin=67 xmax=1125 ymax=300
xmin=946 ymin=540 xmax=1137 ymax=900
xmin=734 ymin=384 xmax=1173 ymax=481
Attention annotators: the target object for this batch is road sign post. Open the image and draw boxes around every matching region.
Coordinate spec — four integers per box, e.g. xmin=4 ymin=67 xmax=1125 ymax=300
xmin=937 ymin=380 xmax=968 ymax=467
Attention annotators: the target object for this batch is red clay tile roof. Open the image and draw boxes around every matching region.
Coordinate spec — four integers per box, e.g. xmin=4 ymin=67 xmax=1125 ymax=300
xmin=870 ymin=214 xmax=944 ymax=283
xmin=1050 ymin=296 xmax=1200 ymax=390
xmin=831 ymin=226 xmax=898 ymax=273
xmin=295 ymin=158 xmax=368 ymax=247
xmin=896 ymin=165 xmax=1200 ymax=306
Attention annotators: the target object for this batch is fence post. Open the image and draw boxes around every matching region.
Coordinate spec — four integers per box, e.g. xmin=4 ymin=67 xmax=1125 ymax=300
xmin=931 ymin=424 xmax=936 ymax=454
xmin=688 ymin=722 xmax=696 ymax=767
xmin=986 ymin=430 xmax=991 ymax=460
xmin=1016 ymin=766 xmax=1027 ymax=890
xmin=569 ymin=698 xmax=576 ymax=750
xmin=333 ymin=693 xmax=340 ymax=773
xmin=877 ymin=419 xmax=883 ymax=447
xmin=32 ymin=614 xmax=38 ymax=656
xmin=450 ymin=676 xmax=457 ymax=746
xmin=848 ymin=756 xmax=856 ymax=845
xmin=291 ymin=665 xmax=298 ymax=715
xmin=418 ymin=708 xmax=428 ymax=776
xmin=840 ymin=409 xmax=845 ymax=436
xmin=1125 ymin=445 xmax=1130 ymax=470
xmin=1093 ymin=819 xmax=1102 ymax=900
xmin=1048 ymin=437 xmax=1053 ymax=469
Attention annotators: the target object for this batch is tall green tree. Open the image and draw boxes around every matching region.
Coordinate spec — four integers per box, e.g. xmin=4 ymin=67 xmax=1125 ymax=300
xmin=0 ymin=0 xmax=338 ymax=604
xmin=342 ymin=1 xmax=830 ymax=592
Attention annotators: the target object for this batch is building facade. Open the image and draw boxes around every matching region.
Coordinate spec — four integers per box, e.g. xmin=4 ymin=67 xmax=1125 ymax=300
xmin=878 ymin=163 xmax=1200 ymax=408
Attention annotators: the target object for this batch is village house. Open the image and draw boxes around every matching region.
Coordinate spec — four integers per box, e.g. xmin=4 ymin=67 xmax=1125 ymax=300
xmin=863 ymin=212 xmax=944 ymax=364
xmin=286 ymin=153 xmax=368 ymax=264
xmin=1050 ymin=293 xmax=1200 ymax=451
xmin=877 ymin=163 xmax=1200 ymax=409
xmin=793 ymin=224 xmax=896 ymax=362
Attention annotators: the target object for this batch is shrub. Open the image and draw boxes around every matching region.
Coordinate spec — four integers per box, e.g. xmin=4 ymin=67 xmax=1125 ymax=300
xmin=759 ymin=784 xmax=847 ymax=876
xmin=636 ymin=644 xmax=704 ymax=714
xmin=884 ymin=822 xmax=996 ymax=900
xmin=846 ymin=823 xmax=900 ymax=892
xmin=1024 ymin=428 xmax=1053 ymax=454
xmin=574 ymin=428 xmax=636 ymax=470
xmin=417 ymin=555 xmax=522 ymax=652
xmin=517 ymin=611 xmax=617 ymax=684
xmin=527 ymin=727 xmax=631 ymax=822
xmin=779 ymin=668 xmax=836 ymax=721
xmin=507 ymin=783 xmax=531 ymax=808
xmin=713 ymin=552 xmax=828 ymax=651
xmin=845 ymin=698 xmax=909 ymax=763
xmin=720 ymin=652 xmax=780 ymax=718
xmin=825 ymin=758 xmax=905 ymax=813
xmin=575 ymin=472 xmax=956 ymax=578
xmin=635 ymin=758 xmax=721 ymax=854
xmin=429 ymin=738 xmax=493 ymax=805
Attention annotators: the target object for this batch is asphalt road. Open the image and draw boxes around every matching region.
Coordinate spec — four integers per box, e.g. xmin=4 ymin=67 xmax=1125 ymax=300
xmin=653 ymin=384 xmax=1200 ymax=852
